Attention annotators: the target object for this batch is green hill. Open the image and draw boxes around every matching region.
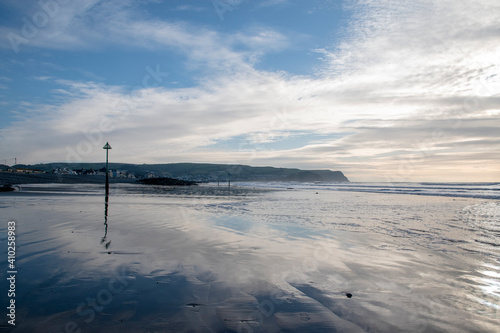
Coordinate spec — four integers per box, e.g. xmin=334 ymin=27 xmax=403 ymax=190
xmin=15 ymin=162 xmax=350 ymax=183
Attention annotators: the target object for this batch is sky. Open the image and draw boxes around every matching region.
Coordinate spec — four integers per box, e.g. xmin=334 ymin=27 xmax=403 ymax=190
xmin=0 ymin=0 xmax=499 ymax=182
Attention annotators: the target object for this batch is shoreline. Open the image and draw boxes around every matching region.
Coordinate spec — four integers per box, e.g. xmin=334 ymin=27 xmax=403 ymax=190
xmin=1 ymin=172 xmax=498 ymax=200
xmin=0 ymin=172 xmax=137 ymax=186
xmin=0 ymin=182 xmax=274 ymax=198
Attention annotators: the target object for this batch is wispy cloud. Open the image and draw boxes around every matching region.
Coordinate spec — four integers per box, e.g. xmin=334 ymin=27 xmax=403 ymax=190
xmin=172 ymin=5 xmax=206 ymax=12
xmin=0 ymin=0 xmax=499 ymax=181
xmin=257 ymin=0 xmax=291 ymax=8
xmin=0 ymin=0 xmax=289 ymax=73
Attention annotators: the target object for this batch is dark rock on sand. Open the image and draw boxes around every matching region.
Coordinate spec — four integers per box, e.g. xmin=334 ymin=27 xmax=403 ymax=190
xmin=137 ymin=177 xmax=198 ymax=186
xmin=186 ymin=303 xmax=202 ymax=307
xmin=0 ymin=184 xmax=15 ymax=192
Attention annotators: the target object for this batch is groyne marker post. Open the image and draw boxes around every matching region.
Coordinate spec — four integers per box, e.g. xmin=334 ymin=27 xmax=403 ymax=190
xmin=103 ymin=142 xmax=112 ymax=196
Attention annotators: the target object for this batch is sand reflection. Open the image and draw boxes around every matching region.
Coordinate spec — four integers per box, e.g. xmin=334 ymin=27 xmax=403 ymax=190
xmin=1 ymin=186 xmax=499 ymax=332
xmin=101 ymin=194 xmax=111 ymax=250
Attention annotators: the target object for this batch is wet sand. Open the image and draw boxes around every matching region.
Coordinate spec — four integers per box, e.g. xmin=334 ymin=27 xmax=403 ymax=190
xmin=0 ymin=184 xmax=498 ymax=332
xmin=0 ymin=172 xmax=139 ymax=186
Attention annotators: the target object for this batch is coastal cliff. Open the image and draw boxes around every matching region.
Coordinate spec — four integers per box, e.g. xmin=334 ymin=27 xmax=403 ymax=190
xmin=1 ymin=162 xmax=349 ymax=185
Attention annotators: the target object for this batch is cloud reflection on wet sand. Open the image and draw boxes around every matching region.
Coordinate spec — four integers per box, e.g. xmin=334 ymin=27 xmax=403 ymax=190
xmin=0 ymin=185 xmax=498 ymax=332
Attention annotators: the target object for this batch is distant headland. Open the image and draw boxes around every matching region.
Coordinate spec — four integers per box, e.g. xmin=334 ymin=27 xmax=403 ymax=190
xmin=0 ymin=162 xmax=349 ymax=185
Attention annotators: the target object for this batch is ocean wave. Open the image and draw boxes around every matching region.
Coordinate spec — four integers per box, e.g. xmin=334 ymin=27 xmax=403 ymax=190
xmin=235 ymin=182 xmax=500 ymax=200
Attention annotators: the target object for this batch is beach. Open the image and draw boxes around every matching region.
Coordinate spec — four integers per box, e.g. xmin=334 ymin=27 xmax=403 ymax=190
xmin=0 ymin=183 xmax=499 ymax=332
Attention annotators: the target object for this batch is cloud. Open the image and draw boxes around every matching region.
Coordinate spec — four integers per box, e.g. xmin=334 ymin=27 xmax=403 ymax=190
xmin=257 ymin=0 xmax=291 ymax=8
xmin=0 ymin=0 xmax=289 ymax=74
xmin=0 ymin=0 xmax=102 ymax=52
xmin=302 ymin=0 xmax=500 ymax=179
xmin=0 ymin=0 xmax=499 ymax=181
xmin=172 ymin=5 xmax=206 ymax=12
xmin=0 ymin=72 xmax=345 ymax=162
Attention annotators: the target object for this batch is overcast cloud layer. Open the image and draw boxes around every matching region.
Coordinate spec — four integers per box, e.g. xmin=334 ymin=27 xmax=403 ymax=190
xmin=0 ymin=0 xmax=499 ymax=181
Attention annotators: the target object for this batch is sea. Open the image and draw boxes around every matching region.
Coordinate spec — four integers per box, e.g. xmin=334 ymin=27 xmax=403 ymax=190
xmin=0 ymin=181 xmax=498 ymax=332
xmin=237 ymin=181 xmax=500 ymax=200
